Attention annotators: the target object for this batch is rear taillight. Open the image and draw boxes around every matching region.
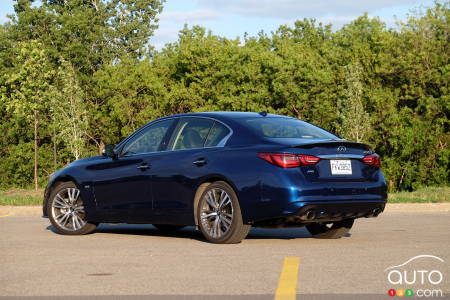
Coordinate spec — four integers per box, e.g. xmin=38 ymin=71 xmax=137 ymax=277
xmin=362 ymin=154 xmax=381 ymax=167
xmin=258 ymin=153 xmax=320 ymax=168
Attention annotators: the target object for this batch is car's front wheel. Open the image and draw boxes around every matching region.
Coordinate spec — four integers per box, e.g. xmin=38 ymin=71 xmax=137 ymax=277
xmin=47 ymin=182 xmax=97 ymax=235
xmin=306 ymin=219 xmax=354 ymax=239
xmin=197 ymin=181 xmax=251 ymax=244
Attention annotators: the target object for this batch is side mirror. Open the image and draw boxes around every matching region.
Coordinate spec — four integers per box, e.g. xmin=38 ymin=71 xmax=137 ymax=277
xmin=102 ymin=144 xmax=117 ymax=159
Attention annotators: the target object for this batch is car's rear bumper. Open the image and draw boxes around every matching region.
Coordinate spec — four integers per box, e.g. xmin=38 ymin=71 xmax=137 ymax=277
xmin=251 ymin=199 xmax=386 ymax=227
xmin=293 ymin=200 xmax=385 ymax=222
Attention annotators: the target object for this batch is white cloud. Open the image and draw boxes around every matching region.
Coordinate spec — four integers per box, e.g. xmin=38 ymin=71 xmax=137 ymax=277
xmin=196 ymin=0 xmax=427 ymax=19
xmin=151 ymin=28 xmax=180 ymax=49
xmin=152 ymin=9 xmax=223 ymax=49
xmin=0 ymin=15 xmax=11 ymax=24
xmin=159 ymin=9 xmax=222 ymax=25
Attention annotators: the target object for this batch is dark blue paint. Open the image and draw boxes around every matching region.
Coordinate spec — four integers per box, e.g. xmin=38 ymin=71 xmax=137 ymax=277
xmin=43 ymin=112 xmax=387 ymax=225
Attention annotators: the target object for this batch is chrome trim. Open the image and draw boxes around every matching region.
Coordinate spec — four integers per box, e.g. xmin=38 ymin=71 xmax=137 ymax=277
xmin=317 ymin=154 xmax=364 ymax=159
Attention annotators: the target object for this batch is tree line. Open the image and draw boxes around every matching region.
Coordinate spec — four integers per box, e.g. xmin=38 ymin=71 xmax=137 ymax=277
xmin=0 ymin=0 xmax=448 ymax=191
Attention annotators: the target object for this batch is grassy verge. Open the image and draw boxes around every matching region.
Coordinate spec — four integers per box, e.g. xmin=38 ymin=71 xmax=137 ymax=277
xmin=0 ymin=189 xmax=43 ymax=206
xmin=0 ymin=186 xmax=449 ymax=206
xmin=388 ymin=186 xmax=449 ymax=203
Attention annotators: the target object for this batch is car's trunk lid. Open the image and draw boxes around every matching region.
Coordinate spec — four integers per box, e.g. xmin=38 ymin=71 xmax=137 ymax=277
xmin=272 ymin=139 xmax=378 ymax=182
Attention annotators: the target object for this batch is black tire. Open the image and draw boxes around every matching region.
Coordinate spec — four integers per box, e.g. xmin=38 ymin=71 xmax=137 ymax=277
xmin=47 ymin=182 xmax=97 ymax=235
xmin=197 ymin=181 xmax=251 ymax=244
xmin=153 ymin=224 xmax=185 ymax=232
xmin=306 ymin=219 xmax=354 ymax=239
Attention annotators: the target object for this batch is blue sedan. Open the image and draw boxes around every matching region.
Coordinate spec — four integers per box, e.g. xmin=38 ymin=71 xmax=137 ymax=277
xmin=43 ymin=112 xmax=387 ymax=243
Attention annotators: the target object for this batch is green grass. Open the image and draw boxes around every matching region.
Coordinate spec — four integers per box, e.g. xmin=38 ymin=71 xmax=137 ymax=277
xmin=388 ymin=186 xmax=450 ymax=203
xmin=0 ymin=186 xmax=449 ymax=206
xmin=0 ymin=189 xmax=43 ymax=206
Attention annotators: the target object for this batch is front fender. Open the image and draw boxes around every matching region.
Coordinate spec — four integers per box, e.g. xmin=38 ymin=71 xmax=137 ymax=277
xmin=42 ymin=170 xmax=96 ymax=220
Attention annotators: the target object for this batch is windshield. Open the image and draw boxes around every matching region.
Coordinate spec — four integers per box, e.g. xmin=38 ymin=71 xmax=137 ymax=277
xmin=244 ymin=117 xmax=338 ymax=139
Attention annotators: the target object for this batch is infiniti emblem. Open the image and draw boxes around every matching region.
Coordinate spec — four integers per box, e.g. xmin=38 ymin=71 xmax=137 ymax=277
xmin=337 ymin=146 xmax=347 ymax=152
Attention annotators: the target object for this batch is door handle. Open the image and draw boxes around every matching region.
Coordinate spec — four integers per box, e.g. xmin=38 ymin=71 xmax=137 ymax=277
xmin=193 ymin=158 xmax=207 ymax=166
xmin=137 ymin=164 xmax=150 ymax=170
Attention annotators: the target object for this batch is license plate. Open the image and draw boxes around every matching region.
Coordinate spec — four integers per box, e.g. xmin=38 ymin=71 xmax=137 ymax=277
xmin=330 ymin=160 xmax=352 ymax=175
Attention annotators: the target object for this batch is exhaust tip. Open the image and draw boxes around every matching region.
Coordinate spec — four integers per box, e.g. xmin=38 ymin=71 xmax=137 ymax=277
xmin=372 ymin=208 xmax=382 ymax=217
xmin=299 ymin=210 xmax=316 ymax=221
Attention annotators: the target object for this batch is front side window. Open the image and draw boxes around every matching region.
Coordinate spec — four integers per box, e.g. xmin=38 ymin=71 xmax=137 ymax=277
xmin=169 ymin=118 xmax=214 ymax=150
xmin=244 ymin=117 xmax=337 ymax=139
xmin=121 ymin=119 xmax=174 ymax=156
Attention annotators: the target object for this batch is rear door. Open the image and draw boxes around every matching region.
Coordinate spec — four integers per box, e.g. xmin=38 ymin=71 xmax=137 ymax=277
xmin=149 ymin=118 xmax=231 ymax=224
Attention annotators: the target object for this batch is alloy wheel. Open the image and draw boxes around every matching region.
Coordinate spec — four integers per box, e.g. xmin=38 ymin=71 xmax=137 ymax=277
xmin=200 ymin=188 xmax=234 ymax=239
xmin=51 ymin=187 xmax=87 ymax=231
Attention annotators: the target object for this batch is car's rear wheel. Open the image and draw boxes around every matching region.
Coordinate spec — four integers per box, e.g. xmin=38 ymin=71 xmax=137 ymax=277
xmin=306 ymin=219 xmax=354 ymax=239
xmin=47 ymin=182 xmax=97 ymax=235
xmin=197 ymin=181 xmax=251 ymax=244
xmin=153 ymin=224 xmax=185 ymax=232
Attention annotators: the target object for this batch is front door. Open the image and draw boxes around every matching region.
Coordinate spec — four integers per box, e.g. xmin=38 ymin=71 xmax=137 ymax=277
xmin=91 ymin=119 xmax=175 ymax=222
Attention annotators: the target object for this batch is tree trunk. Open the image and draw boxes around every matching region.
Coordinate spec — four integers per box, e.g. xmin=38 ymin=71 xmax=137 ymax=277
xmin=34 ymin=114 xmax=38 ymax=191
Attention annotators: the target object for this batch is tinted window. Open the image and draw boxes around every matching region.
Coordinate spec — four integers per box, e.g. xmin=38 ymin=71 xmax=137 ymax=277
xmin=170 ymin=118 xmax=214 ymax=150
xmin=244 ymin=118 xmax=337 ymax=139
xmin=121 ymin=119 xmax=174 ymax=155
xmin=205 ymin=122 xmax=230 ymax=147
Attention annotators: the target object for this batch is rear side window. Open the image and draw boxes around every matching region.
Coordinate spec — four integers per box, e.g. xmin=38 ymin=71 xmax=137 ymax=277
xmin=170 ymin=118 xmax=214 ymax=150
xmin=244 ymin=118 xmax=337 ymax=139
xmin=205 ymin=122 xmax=230 ymax=147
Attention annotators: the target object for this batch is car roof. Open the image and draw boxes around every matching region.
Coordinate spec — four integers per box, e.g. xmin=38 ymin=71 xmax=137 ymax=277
xmin=158 ymin=111 xmax=290 ymax=122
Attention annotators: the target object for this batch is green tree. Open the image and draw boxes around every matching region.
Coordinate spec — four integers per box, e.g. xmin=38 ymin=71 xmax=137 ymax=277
xmin=336 ymin=62 xmax=372 ymax=143
xmin=1 ymin=40 xmax=55 ymax=190
xmin=51 ymin=60 xmax=89 ymax=160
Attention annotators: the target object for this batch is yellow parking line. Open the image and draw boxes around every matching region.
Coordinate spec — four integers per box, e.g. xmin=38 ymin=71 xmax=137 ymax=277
xmin=275 ymin=257 xmax=300 ymax=300
xmin=0 ymin=214 xmax=11 ymax=218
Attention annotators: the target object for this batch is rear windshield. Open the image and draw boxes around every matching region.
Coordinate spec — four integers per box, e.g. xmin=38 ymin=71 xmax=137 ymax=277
xmin=244 ymin=117 xmax=337 ymax=139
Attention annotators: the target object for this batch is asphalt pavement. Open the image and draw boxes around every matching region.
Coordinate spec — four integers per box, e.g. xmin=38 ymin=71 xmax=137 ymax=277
xmin=0 ymin=211 xmax=449 ymax=299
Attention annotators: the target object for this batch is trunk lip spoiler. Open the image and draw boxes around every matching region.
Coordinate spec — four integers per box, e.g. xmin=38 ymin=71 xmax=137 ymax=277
xmin=290 ymin=139 xmax=371 ymax=151
xmin=316 ymin=154 xmax=365 ymax=159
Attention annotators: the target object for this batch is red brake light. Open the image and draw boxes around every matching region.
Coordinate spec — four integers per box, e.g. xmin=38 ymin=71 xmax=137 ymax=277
xmin=362 ymin=154 xmax=381 ymax=167
xmin=258 ymin=153 xmax=320 ymax=168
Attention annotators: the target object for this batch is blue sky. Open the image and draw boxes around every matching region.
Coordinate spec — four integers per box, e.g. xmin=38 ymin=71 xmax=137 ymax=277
xmin=0 ymin=0 xmax=438 ymax=49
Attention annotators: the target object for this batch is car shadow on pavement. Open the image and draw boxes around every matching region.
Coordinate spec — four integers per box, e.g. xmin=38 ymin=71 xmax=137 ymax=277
xmin=46 ymin=224 xmax=351 ymax=241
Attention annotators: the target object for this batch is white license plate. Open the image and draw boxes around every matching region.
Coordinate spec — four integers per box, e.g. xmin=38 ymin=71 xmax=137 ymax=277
xmin=330 ymin=160 xmax=352 ymax=175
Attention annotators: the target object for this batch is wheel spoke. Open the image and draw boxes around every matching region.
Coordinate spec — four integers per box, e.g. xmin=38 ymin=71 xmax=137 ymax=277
xmin=55 ymin=212 xmax=65 ymax=222
xmin=74 ymin=206 xmax=85 ymax=213
xmin=59 ymin=213 xmax=71 ymax=226
xmin=222 ymin=212 xmax=233 ymax=219
xmin=219 ymin=193 xmax=230 ymax=209
xmin=76 ymin=213 xmax=86 ymax=227
xmin=220 ymin=217 xmax=230 ymax=231
xmin=221 ymin=215 xmax=232 ymax=226
xmin=53 ymin=198 xmax=68 ymax=209
xmin=73 ymin=213 xmax=83 ymax=229
xmin=212 ymin=189 xmax=220 ymax=208
xmin=201 ymin=212 xmax=217 ymax=219
xmin=206 ymin=191 xmax=217 ymax=209
xmin=68 ymin=188 xmax=80 ymax=203
xmin=213 ymin=217 xmax=220 ymax=237
xmin=215 ymin=218 xmax=222 ymax=237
